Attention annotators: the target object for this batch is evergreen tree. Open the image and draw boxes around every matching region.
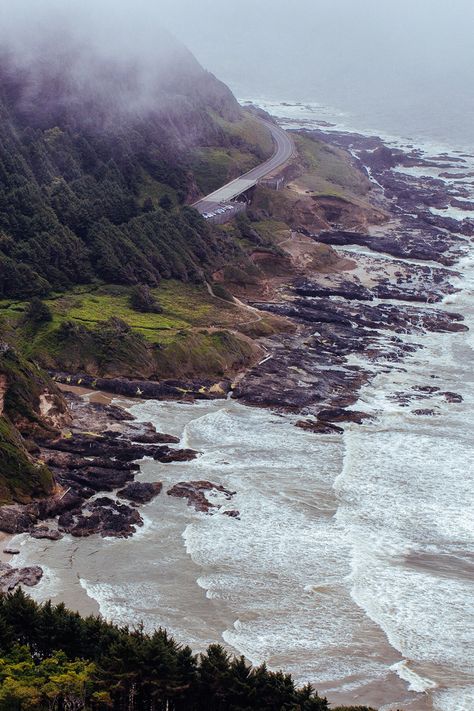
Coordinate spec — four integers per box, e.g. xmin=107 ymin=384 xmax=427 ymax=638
xmin=0 ymin=591 xmax=377 ymax=711
xmin=23 ymin=298 xmax=53 ymax=325
xmin=159 ymin=194 xmax=173 ymax=211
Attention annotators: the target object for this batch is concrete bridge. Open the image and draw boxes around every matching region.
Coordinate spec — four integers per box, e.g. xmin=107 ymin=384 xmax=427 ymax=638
xmin=193 ymin=117 xmax=294 ymax=221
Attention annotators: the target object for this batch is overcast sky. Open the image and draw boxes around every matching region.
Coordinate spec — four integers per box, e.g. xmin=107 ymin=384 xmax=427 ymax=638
xmin=3 ymin=1 xmax=473 ymax=80
xmin=159 ymin=0 xmax=474 ymax=97
xmin=162 ymin=0 xmax=474 ymax=145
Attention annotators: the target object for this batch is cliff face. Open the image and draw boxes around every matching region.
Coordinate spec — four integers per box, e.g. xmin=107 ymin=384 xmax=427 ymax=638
xmin=0 ymin=344 xmax=69 ymax=504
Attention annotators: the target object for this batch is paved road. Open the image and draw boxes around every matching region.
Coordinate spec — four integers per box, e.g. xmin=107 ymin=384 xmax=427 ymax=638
xmin=193 ymin=118 xmax=294 ymax=215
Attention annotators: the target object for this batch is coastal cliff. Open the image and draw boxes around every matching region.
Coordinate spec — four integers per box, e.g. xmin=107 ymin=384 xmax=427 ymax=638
xmin=0 ymin=24 xmax=473 ymax=711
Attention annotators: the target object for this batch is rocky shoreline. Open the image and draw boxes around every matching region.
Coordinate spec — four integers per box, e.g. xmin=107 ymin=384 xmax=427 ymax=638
xmin=233 ymin=129 xmax=471 ymax=424
xmin=1 ymin=127 xmax=472 ymax=597
xmin=49 ymin=130 xmax=472 ymax=428
xmin=0 ymin=391 xmax=235 ymax=590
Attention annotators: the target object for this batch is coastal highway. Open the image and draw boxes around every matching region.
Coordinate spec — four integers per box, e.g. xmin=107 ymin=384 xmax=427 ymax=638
xmin=193 ymin=117 xmax=294 ymax=216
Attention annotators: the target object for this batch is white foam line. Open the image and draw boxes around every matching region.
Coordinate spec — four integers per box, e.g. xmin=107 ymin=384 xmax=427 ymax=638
xmin=390 ymin=660 xmax=437 ymax=693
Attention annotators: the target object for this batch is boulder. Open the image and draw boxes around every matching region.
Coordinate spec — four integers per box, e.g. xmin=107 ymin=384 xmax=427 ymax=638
xmin=296 ymin=419 xmax=344 ymax=434
xmin=223 ymin=510 xmax=240 ymax=519
xmin=317 ymin=408 xmax=373 ymax=425
xmin=167 ymin=481 xmax=236 ymax=513
xmin=153 ymin=447 xmax=197 ymax=463
xmin=0 ymin=505 xmax=38 ymax=534
xmin=0 ymin=562 xmax=43 ymax=592
xmin=30 ymin=525 xmax=63 ymax=541
xmin=442 ymin=391 xmax=463 ymax=403
xmin=118 ymin=482 xmax=163 ymax=504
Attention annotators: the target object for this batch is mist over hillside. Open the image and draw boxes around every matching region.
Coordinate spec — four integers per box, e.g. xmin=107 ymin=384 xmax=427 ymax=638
xmin=0 ymin=2 xmax=240 ymax=134
xmin=0 ymin=1 xmax=266 ymax=299
xmin=160 ymin=0 xmax=474 ymax=149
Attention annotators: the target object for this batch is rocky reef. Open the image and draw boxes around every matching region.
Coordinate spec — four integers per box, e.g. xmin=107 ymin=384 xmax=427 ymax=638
xmin=167 ymin=480 xmax=237 ymax=515
xmin=233 ymin=128 xmax=472 ymax=423
xmin=52 ymin=373 xmax=233 ymax=402
xmin=0 ymin=392 xmax=198 ymax=542
xmin=0 ymin=562 xmax=43 ymax=592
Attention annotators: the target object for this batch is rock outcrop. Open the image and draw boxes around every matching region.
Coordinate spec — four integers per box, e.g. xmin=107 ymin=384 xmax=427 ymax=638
xmin=167 ymin=481 xmax=236 ymax=514
xmin=58 ymin=497 xmax=143 ymax=538
xmin=118 ymin=482 xmax=163 ymax=504
xmin=0 ymin=395 xmax=197 ymax=540
xmin=0 ymin=563 xmax=43 ymax=592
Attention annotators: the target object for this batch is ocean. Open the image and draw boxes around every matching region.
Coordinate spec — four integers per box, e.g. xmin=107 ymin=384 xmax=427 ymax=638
xmin=10 ymin=99 xmax=474 ymax=710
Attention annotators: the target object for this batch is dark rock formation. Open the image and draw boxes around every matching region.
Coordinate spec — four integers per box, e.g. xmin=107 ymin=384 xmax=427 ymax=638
xmin=296 ymin=419 xmax=344 ymax=434
xmin=44 ymin=433 xmax=157 ymax=461
xmin=118 ymin=482 xmax=163 ymax=504
xmin=53 ymin=374 xmax=232 ymax=401
xmin=40 ymin=450 xmax=140 ymax=473
xmin=442 ymin=391 xmax=463 ymax=403
xmin=63 ymin=393 xmax=135 ymax=429
xmin=312 ymin=228 xmax=461 ymax=266
xmin=122 ymin=427 xmax=179 ymax=444
xmin=44 ymin=432 xmax=197 ymax=464
xmin=293 ymin=277 xmax=373 ymax=302
xmin=317 ymin=408 xmax=373 ymax=425
xmin=0 ymin=562 xmax=43 ymax=591
xmin=61 ymin=467 xmax=135 ymax=494
xmin=36 ymin=490 xmax=86 ymax=520
xmin=59 ymin=497 xmax=143 ymax=538
xmin=223 ymin=510 xmax=240 ymax=519
xmin=30 ymin=525 xmax=63 ymax=541
xmin=0 ymin=390 xmax=196 ymax=541
xmin=0 ymin=505 xmax=38 ymax=534
xmin=167 ymin=481 xmax=236 ymax=513
xmin=294 ymin=264 xmax=459 ymax=304
xmin=252 ymin=297 xmax=467 ymax=336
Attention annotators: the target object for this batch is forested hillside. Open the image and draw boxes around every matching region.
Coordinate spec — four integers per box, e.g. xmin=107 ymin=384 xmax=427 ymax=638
xmin=0 ymin=33 xmax=280 ymax=507
xmin=0 ymin=35 xmax=268 ymax=298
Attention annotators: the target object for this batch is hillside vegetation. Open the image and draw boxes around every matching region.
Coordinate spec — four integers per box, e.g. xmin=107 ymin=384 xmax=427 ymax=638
xmin=0 ymin=42 xmax=271 ymax=299
xmin=0 ymin=344 xmax=67 ymax=503
xmin=0 ymin=589 xmax=377 ymax=711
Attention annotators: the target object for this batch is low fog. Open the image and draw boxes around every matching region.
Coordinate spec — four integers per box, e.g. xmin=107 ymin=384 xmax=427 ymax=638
xmin=0 ymin=0 xmax=202 ymax=123
xmin=3 ymin=0 xmax=473 ymax=94
xmin=1 ymin=0 xmax=473 ymax=144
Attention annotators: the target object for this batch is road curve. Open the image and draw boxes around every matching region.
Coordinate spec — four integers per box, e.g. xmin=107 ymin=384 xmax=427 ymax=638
xmin=193 ymin=117 xmax=294 ymax=214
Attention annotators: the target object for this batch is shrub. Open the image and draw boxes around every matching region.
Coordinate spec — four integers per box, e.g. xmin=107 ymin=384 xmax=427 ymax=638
xmin=129 ymin=285 xmax=163 ymax=314
xmin=23 ymin=298 xmax=53 ymax=325
xmin=211 ymin=283 xmax=234 ymax=302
